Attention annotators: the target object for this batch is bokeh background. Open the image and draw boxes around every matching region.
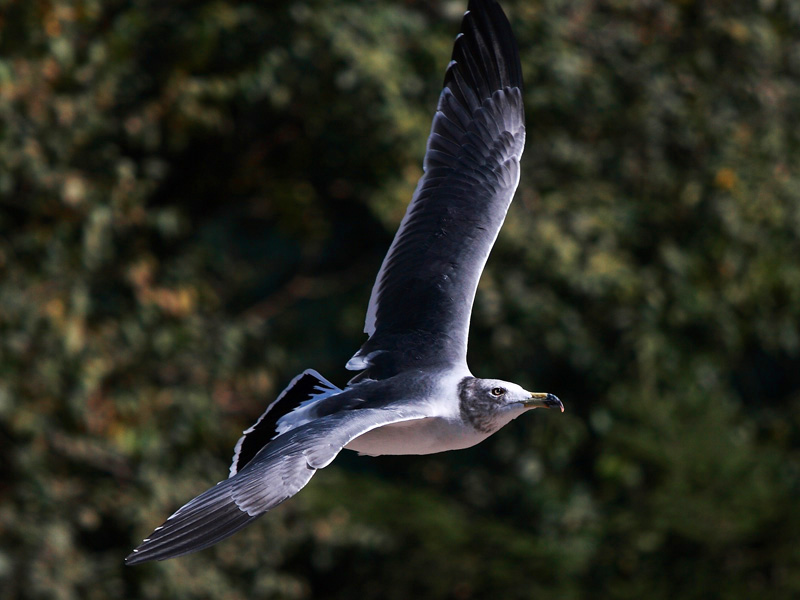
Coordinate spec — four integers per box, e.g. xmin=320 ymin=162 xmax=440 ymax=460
xmin=2 ymin=0 xmax=800 ymax=598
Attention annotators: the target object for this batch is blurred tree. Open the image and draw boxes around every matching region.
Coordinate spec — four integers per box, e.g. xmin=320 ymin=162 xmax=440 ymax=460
xmin=1 ymin=0 xmax=799 ymax=598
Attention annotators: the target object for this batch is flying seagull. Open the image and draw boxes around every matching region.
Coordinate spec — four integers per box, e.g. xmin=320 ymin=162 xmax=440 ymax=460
xmin=126 ymin=0 xmax=562 ymax=565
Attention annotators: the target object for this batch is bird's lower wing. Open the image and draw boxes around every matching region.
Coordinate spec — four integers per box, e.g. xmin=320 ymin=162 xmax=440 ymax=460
xmin=125 ymin=407 xmax=427 ymax=565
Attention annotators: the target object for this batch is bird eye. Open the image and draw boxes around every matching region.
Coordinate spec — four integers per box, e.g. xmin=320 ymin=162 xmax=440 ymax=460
xmin=490 ymin=387 xmax=506 ymax=397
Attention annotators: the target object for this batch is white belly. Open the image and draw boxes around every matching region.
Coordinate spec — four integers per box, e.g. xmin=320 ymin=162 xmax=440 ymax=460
xmin=344 ymin=417 xmax=492 ymax=457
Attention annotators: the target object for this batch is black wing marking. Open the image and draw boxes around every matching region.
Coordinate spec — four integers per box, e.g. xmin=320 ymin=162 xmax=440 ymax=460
xmin=125 ymin=407 xmax=426 ymax=565
xmin=348 ymin=0 xmax=525 ymax=379
xmin=229 ymin=369 xmax=341 ymax=477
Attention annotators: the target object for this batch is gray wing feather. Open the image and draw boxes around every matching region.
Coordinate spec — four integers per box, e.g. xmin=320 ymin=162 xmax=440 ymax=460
xmin=125 ymin=407 xmax=425 ymax=564
xmin=349 ymin=0 xmax=525 ymax=379
xmin=229 ymin=369 xmax=341 ymax=477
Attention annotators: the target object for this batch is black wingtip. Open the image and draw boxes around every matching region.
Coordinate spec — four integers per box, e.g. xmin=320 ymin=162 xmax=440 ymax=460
xmin=445 ymin=0 xmax=523 ymax=97
xmin=124 ymin=476 xmax=260 ymax=565
xmin=125 ymin=506 xmax=258 ymax=566
xmin=124 ymin=550 xmax=145 ymax=566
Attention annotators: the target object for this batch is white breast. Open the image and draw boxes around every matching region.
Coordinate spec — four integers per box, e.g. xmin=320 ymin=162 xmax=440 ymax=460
xmin=344 ymin=415 xmax=491 ymax=457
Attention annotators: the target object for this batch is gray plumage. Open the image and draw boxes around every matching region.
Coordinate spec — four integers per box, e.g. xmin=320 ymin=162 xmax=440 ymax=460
xmin=126 ymin=0 xmax=562 ymax=566
xmin=350 ymin=0 xmax=525 ymax=380
xmin=127 ymin=402 xmax=429 ymax=563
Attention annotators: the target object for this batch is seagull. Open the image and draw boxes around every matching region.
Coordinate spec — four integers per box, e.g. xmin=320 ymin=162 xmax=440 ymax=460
xmin=126 ymin=0 xmax=563 ymax=566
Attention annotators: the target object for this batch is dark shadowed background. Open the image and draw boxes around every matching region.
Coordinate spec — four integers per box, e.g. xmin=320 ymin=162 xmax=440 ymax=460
xmin=2 ymin=0 xmax=799 ymax=598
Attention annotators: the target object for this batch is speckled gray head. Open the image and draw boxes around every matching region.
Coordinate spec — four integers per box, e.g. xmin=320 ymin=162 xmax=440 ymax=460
xmin=458 ymin=377 xmax=564 ymax=434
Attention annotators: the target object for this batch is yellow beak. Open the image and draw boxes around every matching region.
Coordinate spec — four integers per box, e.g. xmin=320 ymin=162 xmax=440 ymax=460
xmin=523 ymin=392 xmax=564 ymax=412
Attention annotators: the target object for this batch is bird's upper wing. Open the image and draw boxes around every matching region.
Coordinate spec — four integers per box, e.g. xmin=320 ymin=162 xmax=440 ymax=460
xmin=125 ymin=406 xmax=427 ymax=564
xmin=347 ymin=0 xmax=525 ymax=380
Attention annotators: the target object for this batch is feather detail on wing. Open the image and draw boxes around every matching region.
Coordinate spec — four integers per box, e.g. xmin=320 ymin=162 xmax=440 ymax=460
xmin=125 ymin=407 xmax=426 ymax=564
xmin=348 ymin=0 xmax=525 ymax=380
xmin=229 ymin=370 xmax=341 ymax=477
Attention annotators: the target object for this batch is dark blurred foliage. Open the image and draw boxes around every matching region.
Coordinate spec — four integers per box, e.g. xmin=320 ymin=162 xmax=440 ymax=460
xmin=2 ymin=0 xmax=800 ymax=598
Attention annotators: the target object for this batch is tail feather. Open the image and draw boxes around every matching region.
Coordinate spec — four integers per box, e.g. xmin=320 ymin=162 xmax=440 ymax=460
xmin=228 ymin=370 xmax=341 ymax=476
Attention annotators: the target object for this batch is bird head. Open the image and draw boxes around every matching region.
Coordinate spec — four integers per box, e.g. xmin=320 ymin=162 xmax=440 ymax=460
xmin=458 ymin=377 xmax=563 ymax=433
xmin=478 ymin=379 xmax=563 ymax=411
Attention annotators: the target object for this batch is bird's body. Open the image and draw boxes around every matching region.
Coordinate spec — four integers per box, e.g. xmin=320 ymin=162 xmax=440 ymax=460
xmin=126 ymin=0 xmax=563 ymax=566
xmin=345 ymin=368 xmax=515 ymax=457
xmin=240 ymin=366 xmax=539 ymax=458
